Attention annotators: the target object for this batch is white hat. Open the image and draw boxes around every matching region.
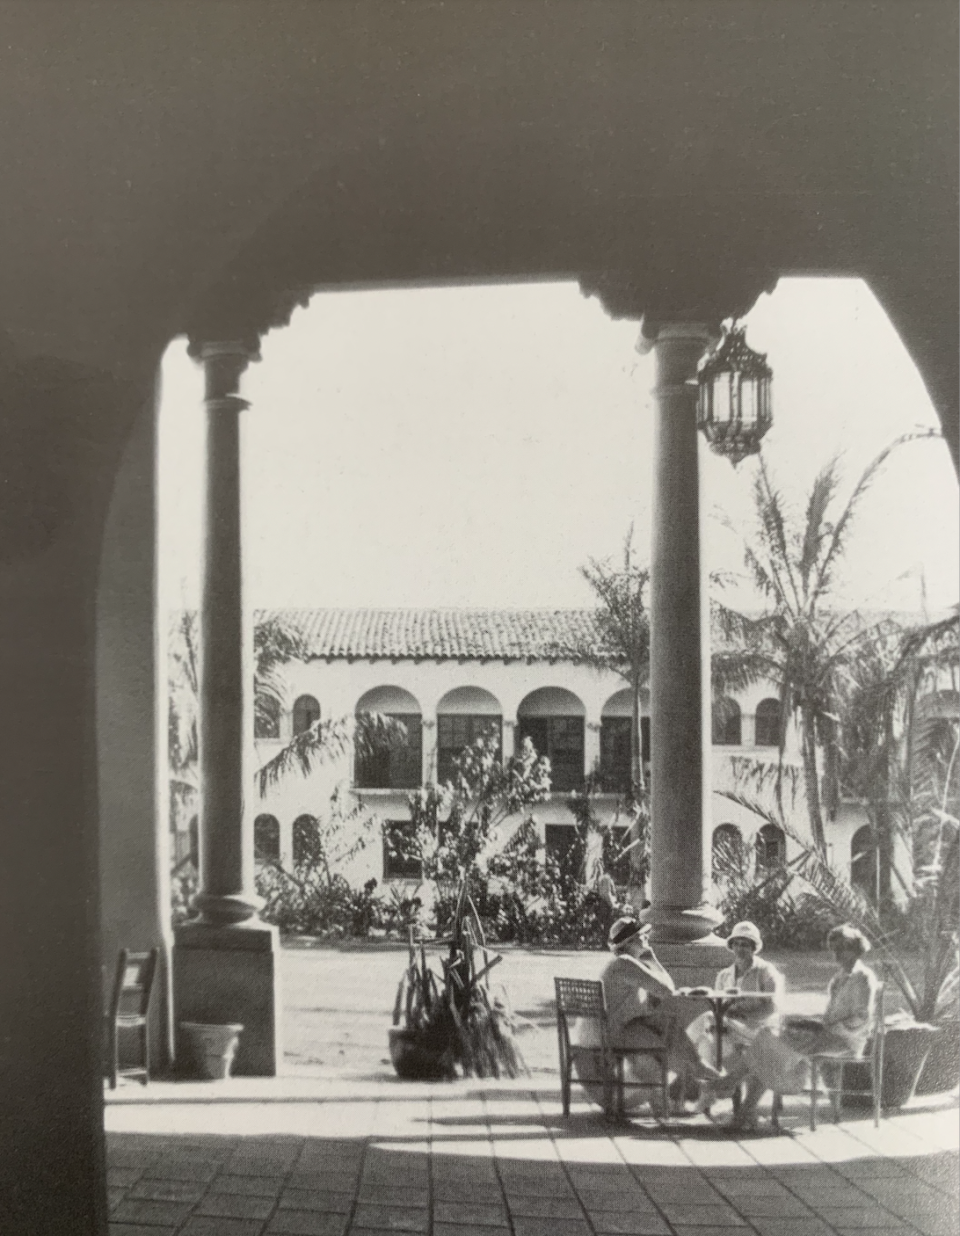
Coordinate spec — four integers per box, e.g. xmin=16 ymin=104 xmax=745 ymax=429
xmin=726 ymin=921 xmax=763 ymax=953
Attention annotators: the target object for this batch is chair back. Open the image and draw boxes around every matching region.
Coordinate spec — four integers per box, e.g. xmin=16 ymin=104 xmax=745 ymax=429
xmin=869 ymin=982 xmax=885 ymax=1065
xmin=555 ymin=977 xmax=607 ymax=1024
xmin=110 ymin=948 xmax=159 ymax=1021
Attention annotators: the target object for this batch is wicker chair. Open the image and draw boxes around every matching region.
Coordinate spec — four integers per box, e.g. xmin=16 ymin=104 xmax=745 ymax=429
xmin=554 ymin=977 xmax=669 ymax=1120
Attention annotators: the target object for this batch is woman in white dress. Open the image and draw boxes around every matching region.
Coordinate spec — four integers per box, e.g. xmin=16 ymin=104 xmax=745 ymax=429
xmin=686 ymin=921 xmax=783 ymax=1070
xmin=704 ymin=923 xmax=879 ymax=1130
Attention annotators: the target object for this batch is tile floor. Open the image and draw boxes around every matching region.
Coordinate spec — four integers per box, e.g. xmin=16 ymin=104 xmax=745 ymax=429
xmin=105 ymin=1080 xmax=958 ymax=1236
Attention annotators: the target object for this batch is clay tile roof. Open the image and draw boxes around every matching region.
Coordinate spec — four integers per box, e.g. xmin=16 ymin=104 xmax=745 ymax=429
xmin=255 ymin=608 xmax=606 ymax=663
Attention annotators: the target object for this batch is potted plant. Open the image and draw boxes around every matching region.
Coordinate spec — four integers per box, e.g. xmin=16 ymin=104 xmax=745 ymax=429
xmin=389 ymin=879 xmax=525 ymax=1080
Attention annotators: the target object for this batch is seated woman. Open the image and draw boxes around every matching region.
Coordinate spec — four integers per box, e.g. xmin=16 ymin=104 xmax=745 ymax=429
xmin=686 ymin=921 xmax=783 ymax=1070
xmin=576 ymin=917 xmax=722 ymax=1114
xmin=704 ymin=923 xmax=879 ymax=1130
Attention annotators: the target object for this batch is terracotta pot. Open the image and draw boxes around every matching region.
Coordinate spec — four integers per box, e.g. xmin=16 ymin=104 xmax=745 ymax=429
xmin=179 ymin=1022 xmax=244 ymax=1080
xmin=915 ymin=1019 xmax=960 ymax=1096
xmin=388 ymin=1027 xmax=454 ymax=1081
xmin=881 ymin=1023 xmax=940 ymax=1107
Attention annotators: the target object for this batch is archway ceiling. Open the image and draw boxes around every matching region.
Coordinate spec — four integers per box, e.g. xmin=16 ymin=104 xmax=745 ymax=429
xmin=1 ymin=2 xmax=956 ymax=462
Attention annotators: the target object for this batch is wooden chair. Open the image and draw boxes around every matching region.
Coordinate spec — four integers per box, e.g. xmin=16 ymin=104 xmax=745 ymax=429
xmin=105 ymin=948 xmax=159 ymax=1089
xmin=809 ymin=984 xmax=885 ymax=1130
xmin=554 ymin=977 xmax=669 ymax=1121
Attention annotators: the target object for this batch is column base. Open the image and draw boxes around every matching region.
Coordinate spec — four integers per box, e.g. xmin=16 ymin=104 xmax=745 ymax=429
xmin=173 ymin=918 xmax=281 ymax=1076
xmin=652 ymin=937 xmax=733 ymax=991
xmin=643 ymin=901 xmax=724 ymax=943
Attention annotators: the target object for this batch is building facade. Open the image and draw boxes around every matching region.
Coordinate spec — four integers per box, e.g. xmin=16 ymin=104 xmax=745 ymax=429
xmin=237 ymin=608 xmax=872 ymax=895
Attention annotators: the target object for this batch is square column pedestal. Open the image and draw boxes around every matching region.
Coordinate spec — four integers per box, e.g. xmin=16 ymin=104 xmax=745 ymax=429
xmin=173 ymin=919 xmax=281 ymax=1076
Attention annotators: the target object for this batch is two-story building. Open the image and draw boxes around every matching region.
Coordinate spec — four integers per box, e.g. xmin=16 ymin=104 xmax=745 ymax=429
xmin=234 ymin=607 xmax=875 ymax=895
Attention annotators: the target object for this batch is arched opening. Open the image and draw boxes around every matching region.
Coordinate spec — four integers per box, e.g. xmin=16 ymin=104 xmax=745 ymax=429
xmin=756 ymin=823 xmax=786 ymax=871
xmin=292 ymin=814 xmax=317 ymax=867
xmin=712 ymin=697 xmax=742 ymax=746
xmin=435 ymin=686 xmax=502 ymax=784
xmin=755 ymin=698 xmax=781 ymax=747
xmin=292 ymin=694 xmax=320 ymax=735
xmin=355 ymin=685 xmax=422 ymax=790
xmin=599 ymin=688 xmax=650 ymax=792
xmin=851 ymin=824 xmax=878 ymax=900
xmin=712 ymin=823 xmax=744 ymax=882
xmin=254 ymin=813 xmax=280 ymax=863
xmin=517 ymin=687 xmax=585 ymax=792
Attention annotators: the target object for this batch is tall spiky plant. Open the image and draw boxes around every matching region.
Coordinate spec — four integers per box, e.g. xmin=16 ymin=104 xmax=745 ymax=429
xmin=714 ymin=432 xmax=938 ymax=853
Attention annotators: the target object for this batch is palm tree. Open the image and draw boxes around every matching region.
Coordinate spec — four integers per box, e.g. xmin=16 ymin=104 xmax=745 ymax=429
xmin=578 ymin=529 xmax=651 ymax=897
xmin=713 ymin=433 xmax=937 ymax=854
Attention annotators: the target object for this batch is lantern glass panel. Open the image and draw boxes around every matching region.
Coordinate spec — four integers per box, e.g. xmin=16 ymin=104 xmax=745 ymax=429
xmin=741 ymin=378 xmax=757 ymax=426
xmin=714 ymin=373 xmax=732 ymax=423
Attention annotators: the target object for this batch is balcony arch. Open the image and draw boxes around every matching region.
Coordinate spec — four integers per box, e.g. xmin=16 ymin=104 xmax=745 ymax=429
xmin=436 ymin=686 xmax=503 ymax=784
xmin=292 ymin=694 xmax=320 ymax=736
xmin=600 ymin=688 xmax=650 ymax=792
xmin=756 ymin=823 xmax=786 ymax=871
xmin=355 ymin=685 xmax=422 ymax=790
xmin=517 ymin=687 xmax=585 ymax=792
xmin=254 ymin=813 xmax=280 ymax=863
xmin=712 ymin=697 xmax=742 ymax=746
xmin=755 ymin=698 xmax=781 ymax=747
xmin=712 ymin=822 xmax=744 ymax=881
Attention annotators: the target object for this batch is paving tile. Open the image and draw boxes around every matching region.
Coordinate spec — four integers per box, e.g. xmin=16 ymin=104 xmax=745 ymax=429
xmin=143 ymin=1159 xmax=220 ymax=1183
xmin=127 ymin=1177 xmax=208 ymax=1203
xmin=671 ymin=1230 xmax=764 ymax=1236
xmin=576 ymin=1191 xmax=660 ymax=1213
xmin=586 ymin=1213 xmax=671 ymax=1235
xmin=511 ymin=1217 xmax=592 ymax=1236
xmin=216 ymin=1175 xmax=287 ymax=1197
xmin=812 ymin=1208 xmax=898 ymax=1228
xmin=109 ymin=1226 xmax=176 ymax=1236
xmin=267 ymin=1212 xmax=348 ymax=1236
xmin=180 ymin=1218 xmax=267 ymax=1236
xmin=432 ymin=1179 xmax=505 ymax=1203
xmin=357 ymin=1184 xmax=429 ymax=1204
xmin=286 ymin=1172 xmax=358 ymax=1193
xmin=109 ymin=1167 xmax=144 ymax=1188
xmin=111 ymin=1197 xmax=195 ymax=1226
xmin=197 ymin=1192 xmax=277 ymax=1220
xmin=656 ymin=1203 xmax=748 ymax=1226
xmin=433 ymin=1200 xmax=508 ymax=1225
xmin=833 ymin=1230 xmax=914 ymax=1236
xmin=433 ymin=1226 xmax=511 ymax=1236
xmin=502 ymin=1177 xmax=577 ymax=1197
xmin=279 ymin=1189 xmax=354 ymax=1212
xmin=507 ymin=1195 xmax=587 ymax=1219
xmin=749 ymin=1220 xmax=833 ymax=1236
xmin=351 ymin=1204 xmax=429 ymax=1233
xmin=108 ymin=1187 xmax=127 ymax=1212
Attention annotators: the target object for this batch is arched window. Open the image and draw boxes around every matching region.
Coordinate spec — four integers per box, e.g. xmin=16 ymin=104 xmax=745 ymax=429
xmin=712 ymin=697 xmax=742 ymax=745
xmin=517 ymin=687 xmax=586 ymax=792
xmin=851 ymin=825 xmax=878 ymax=899
xmin=292 ymin=695 xmax=321 ymax=735
xmin=756 ymin=823 xmax=786 ymax=870
xmin=355 ymin=686 xmax=423 ymax=789
xmin=254 ymin=814 xmax=280 ymax=863
xmin=712 ymin=823 xmax=744 ymax=881
xmin=255 ymin=696 xmax=281 ymax=739
xmin=292 ymin=814 xmax=317 ymax=867
xmin=755 ymin=698 xmax=781 ymax=747
xmin=436 ymin=686 xmax=502 ymax=784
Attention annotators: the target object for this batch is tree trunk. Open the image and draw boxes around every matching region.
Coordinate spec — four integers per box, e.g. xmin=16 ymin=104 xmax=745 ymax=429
xmin=801 ymin=709 xmax=828 ymax=854
xmin=627 ymin=681 xmax=648 ymax=899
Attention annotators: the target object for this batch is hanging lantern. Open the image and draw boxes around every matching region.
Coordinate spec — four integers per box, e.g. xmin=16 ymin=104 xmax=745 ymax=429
xmin=697 ymin=322 xmax=773 ymax=465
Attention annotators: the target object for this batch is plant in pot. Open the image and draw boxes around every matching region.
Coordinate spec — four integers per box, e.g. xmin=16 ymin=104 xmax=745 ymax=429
xmin=387 ymin=731 xmax=551 ymax=1079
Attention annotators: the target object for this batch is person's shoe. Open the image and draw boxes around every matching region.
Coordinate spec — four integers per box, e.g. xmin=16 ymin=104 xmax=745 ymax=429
xmin=692 ymin=1081 xmax=718 ymax=1115
xmin=667 ymin=1076 xmax=685 ymax=1104
xmin=727 ymin=1108 xmax=760 ymax=1133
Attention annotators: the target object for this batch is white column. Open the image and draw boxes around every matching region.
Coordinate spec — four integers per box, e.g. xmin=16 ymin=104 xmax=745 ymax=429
xmin=646 ymin=323 xmax=723 ymax=944
xmin=502 ymin=718 xmax=517 ymax=765
xmin=421 ymin=718 xmax=436 ymax=785
xmin=585 ymin=720 xmax=602 ymax=783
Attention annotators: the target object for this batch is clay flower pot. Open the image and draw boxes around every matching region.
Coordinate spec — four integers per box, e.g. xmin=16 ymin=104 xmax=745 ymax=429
xmin=179 ymin=1022 xmax=244 ymax=1080
xmin=388 ymin=1027 xmax=454 ymax=1081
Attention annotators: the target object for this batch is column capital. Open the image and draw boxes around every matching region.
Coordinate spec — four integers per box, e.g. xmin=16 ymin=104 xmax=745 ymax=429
xmin=191 ymin=338 xmax=261 ymax=406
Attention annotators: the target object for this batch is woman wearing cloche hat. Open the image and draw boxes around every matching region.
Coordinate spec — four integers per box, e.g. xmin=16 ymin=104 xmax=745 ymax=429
xmin=574 ymin=916 xmax=724 ymax=1114
xmin=686 ymin=921 xmax=784 ymax=1072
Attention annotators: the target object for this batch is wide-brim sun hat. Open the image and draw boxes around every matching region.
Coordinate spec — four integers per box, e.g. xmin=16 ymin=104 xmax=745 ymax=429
xmin=608 ymin=917 xmax=652 ymax=949
xmin=726 ymin=921 xmax=763 ymax=954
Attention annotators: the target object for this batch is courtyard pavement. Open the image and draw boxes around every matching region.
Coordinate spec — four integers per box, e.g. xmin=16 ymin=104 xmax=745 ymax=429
xmin=105 ymin=1076 xmax=959 ymax=1236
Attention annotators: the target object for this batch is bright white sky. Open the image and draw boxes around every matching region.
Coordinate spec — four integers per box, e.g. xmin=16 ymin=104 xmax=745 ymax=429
xmin=159 ymin=278 xmax=959 ymax=616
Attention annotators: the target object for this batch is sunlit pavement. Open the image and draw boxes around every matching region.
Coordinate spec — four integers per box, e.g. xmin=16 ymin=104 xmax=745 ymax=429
xmin=105 ymin=1078 xmax=958 ymax=1236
